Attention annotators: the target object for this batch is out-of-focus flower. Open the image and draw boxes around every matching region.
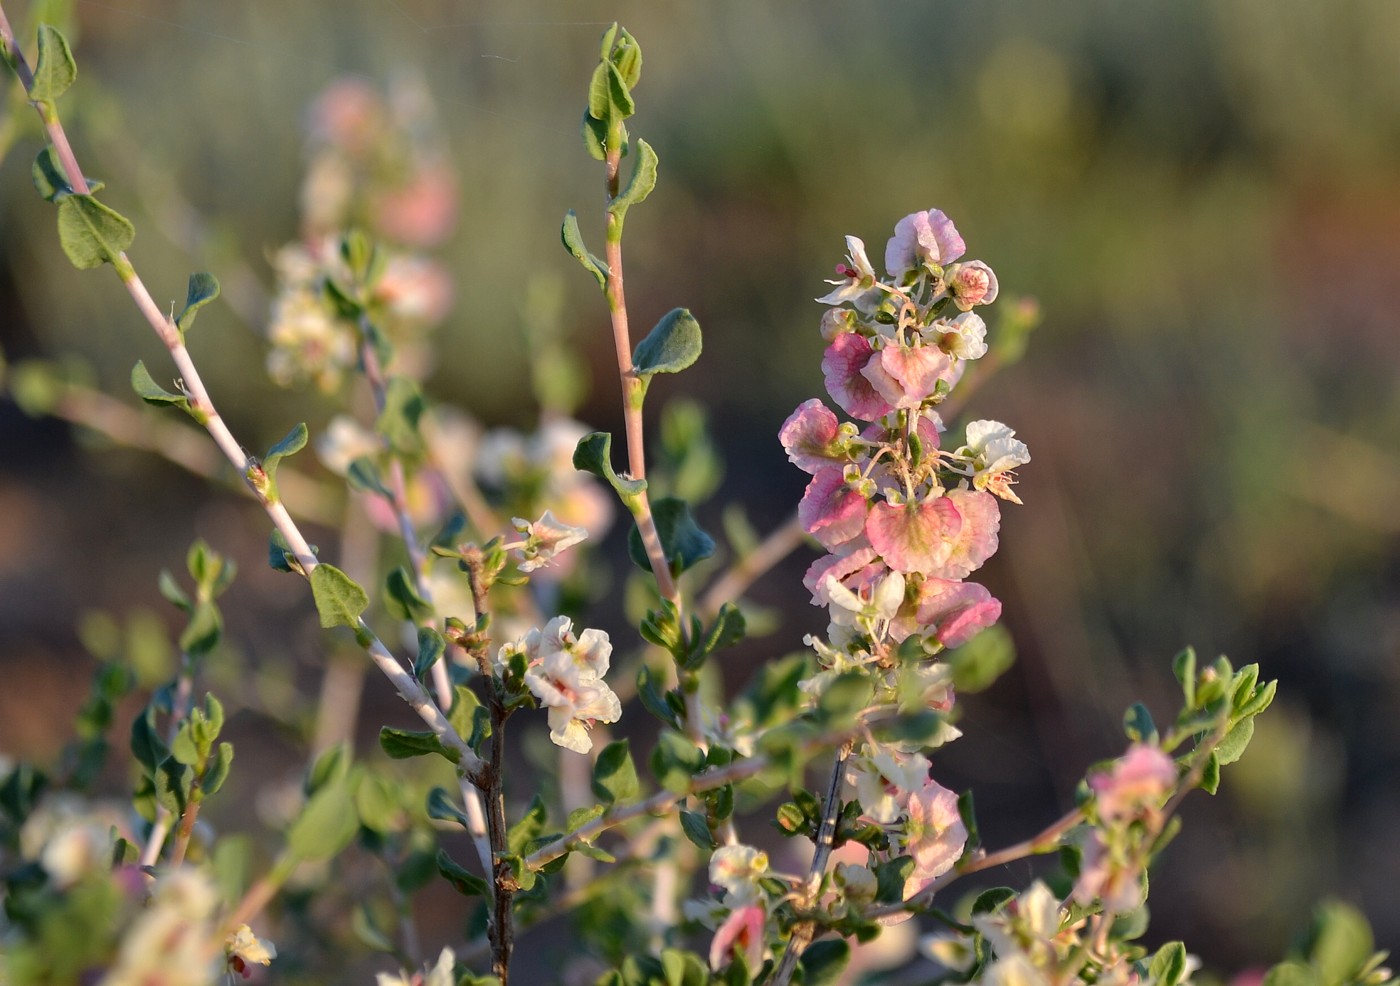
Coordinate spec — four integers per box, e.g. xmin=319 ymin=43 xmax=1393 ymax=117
xmin=102 ymin=869 xmax=221 ymax=986
xmin=371 ymin=162 xmax=459 ymax=248
xmin=817 ymin=236 xmax=884 ymax=311
xmin=316 ymin=415 xmax=381 ymax=476
xmin=1090 ymin=743 xmax=1177 ymax=823
xmin=1072 ymin=831 xmax=1145 ymax=913
xmin=225 ymin=925 xmax=277 ymax=979
xmin=374 ymin=254 xmax=454 ymax=327
xmin=709 ymin=903 xmax=766 ymax=972
xmin=709 ymin=844 xmax=769 ymax=905
xmin=266 ymin=288 xmax=357 ymax=392
xmin=960 ymin=420 xmax=1030 ymax=504
xmin=375 ymin=948 xmax=457 ymax=986
xmin=885 ymin=209 xmax=966 ymax=278
xmin=510 ymin=510 xmax=588 ymax=572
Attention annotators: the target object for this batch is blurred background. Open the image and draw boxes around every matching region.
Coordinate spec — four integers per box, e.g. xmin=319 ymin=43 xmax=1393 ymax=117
xmin=1 ymin=0 xmax=1398 ymax=978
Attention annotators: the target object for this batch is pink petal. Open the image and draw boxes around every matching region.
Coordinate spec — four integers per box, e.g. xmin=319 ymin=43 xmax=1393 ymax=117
xmin=936 ymin=597 xmax=1002 ymax=648
xmin=928 ymin=489 xmax=1001 ymax=579
xmin=822 ymin=333 xmax=894 ymax=422
xmin=710 ymin=904 xmax=766 ymax=971
xmin=804 ymin=541 xmax=878 ymax=605
xmin=865 ymin=497 xmax=962 ymax=574
xmin=799 ymin=468 xmax=868 ymax=549
xmin=908 ymin=578 xmax=1001 ymax=647
xmin=779 ymin=399 xmax=842 ymax=474
xmin=861 ymin=344 xmax=952 ymax=409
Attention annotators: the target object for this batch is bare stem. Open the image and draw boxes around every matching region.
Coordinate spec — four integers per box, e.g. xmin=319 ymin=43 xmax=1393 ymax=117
xmin=772 ymin=743 xmax=851 ymax=986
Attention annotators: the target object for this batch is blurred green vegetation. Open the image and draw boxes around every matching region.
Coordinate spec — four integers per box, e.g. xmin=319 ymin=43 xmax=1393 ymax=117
xmin=2 ymin=0 xmax=1399 ymax=974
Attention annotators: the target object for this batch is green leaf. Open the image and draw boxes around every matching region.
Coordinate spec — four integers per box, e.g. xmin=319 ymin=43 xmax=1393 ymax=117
xmin=632 ymin=308 xmax=701 ymax=377
xmin=176 ymin=272 xmax=220 ymax=335
xmin=605 ymin=61 xmax=635 ymax=118
xmin=815 ymin=671 xmax=875 ymax=728
xmin=56 ymin=194 xmax=135 ymax=269
xmin=581 ymin=108 xmax=608 ymax=161
xmin=354 ymin=772 xmax=401 ymax=833
xmin=426 ymin=787 xmax=470 ymax=829
xmin=156 ymin=757 xmax=193 ymax=814
xmin=376 ymin=377 xmax=425 ymax=453
xmin=626 ymin=497 xmax=714 ymax=575
xmin=268 ymin=529 xmax=303 ymax=574
xmin=413 ymin=626 xmax=446 ymax=682
xmin=650 ymin=731 xmax=705 ymax=794
xmin=30 ymin=25 xmax=77 ymax=103
xmin=609 ymin=138 xmax=658 ymax=220
xmin=1215 ymin=716 xmax=1255 ymax=766
xmin=587 ymin=60 xmax=611 ymax=122
xmin=347 ymin=456 xmax=391 ymax=498
xmin=1150 ymin=942 xmax=1189 ymax=986
xmin=873 ymin=855 xmax=915 ymax=903
xmin=130 ymin=361 xmax=189 ymax=410
xmin=945 ymin=625 xmax=1015 ymax=693
xmin=574 ymin=431 xmax=646 ymax=498
xmin=591 ymin=739 xmax=640 ymax=805
xmin=613 ymin=28 xmax=642 ymax=87
xmin=203 ymin=742 xmax=233 ymax=796
xmin=561 ymin=209 xmax=609 ymax=290
xmin=378 ymin=727 xmax=459 ymax=765
xmin=287 ymin=778 xmax=360 ymax=861
xmin=158 ymin=570 xmax=191 ymax=611
xmin=508 ymin=795 xmax=548 ymax=854
xmin=682 ymin=602 xmax=745 ymax=671
xmin=798 ymin=940 xmax=851 ymax=986
xmin=309 ymin=564 xmax=369 ymax=629
xmin=678 ymin=809 xmax=714 ymax=849
xmin=32 ymin=146 xmax=73 ymax=202
xmin=384 ymin=566 xmax=432 ymax=623
xmin=1199 ymin=750 xmax=1221 ymax=794
xmin=1302 ymin=901 xmax=1374 ymax=986
xmin=1123 ymin=703 xmax=1158 ymax=745
xmin=972 ymin=886 xmax=1017 ymax=915
xmin=637 ymin=664 xmax=679 ymax=727
xmin=352 ymin=904 xmax=397 ymax=953
xmin=130 ymin=707 xmax=168 ymax=773
xmin=306 ymin=742 xmax=351 ymax=795
xmin=436 ymin=848 xmax=488 ymax=896
xmin=178 ymin=601 xmax=222 ymax=657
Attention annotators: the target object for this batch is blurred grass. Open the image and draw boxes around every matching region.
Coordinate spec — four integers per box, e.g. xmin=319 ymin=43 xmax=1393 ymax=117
xmin=2 ymin=0 xmax=1399 ymax=971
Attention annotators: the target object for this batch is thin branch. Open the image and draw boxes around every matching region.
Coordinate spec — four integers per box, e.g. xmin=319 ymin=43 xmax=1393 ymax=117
xmin=0 ymin=8 xmax=483 ymax=784
xmin=699 ymin=513 xmax=807 ymax=619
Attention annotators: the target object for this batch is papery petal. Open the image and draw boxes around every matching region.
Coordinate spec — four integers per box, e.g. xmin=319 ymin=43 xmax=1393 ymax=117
xmin=823 ymin=333 xmax=895 ymax=421
xmin=803 ymin=541 xmax=878 ymax=605
xmin=799 ymin=468 xmax=869 ymax=548
xmin=906 ymin=578 xmax=1001 ymax=646
xmin=779 ymin=399 xmax=844 ymax=474
xmin=886 ymin=209 xmax=966 ymax=277
xmin=861 ymin=344 xmax=952 ymax=409
xmin=903 ymin=780 xmax=967 ymax=898
xmin=866 ymin=497 xmax=962 ymax=574
xmin=930 ymin=489 xmax=1000 ymax=579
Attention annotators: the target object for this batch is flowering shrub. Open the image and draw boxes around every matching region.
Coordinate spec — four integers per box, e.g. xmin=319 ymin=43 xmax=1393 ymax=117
xmin=0 ymin=11 xmax=1393 ymax=986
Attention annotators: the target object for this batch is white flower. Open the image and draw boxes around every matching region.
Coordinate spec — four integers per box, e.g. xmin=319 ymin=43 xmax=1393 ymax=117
xmin=376 ymin=948 xmax=456 ymax=986
xmin=225 ymin=924 xmax=277 ymax=979
xmin=517 ymin=621 xmax=620 ymax=754
xmin=709 ymin=844 xmax=769 ymax=906
xmin=315 ymin=414 xmax=381 ymax=476
xmin=511 ymin=510 xmax=588 ymax=572
xmin=847 ymin=746 xmax=931 ymax=824
xmin=822 ymin=570 xmax=905 ymax=629
xmin=961 ymin=420 xmax=1030 ymax=504
xmin=817 ymin=236 xmax=885 ymax=311
xmin=939 ymin=312 xmax=988 ymax=360
xmin=265 ymin=287 xmax=356 ymax=392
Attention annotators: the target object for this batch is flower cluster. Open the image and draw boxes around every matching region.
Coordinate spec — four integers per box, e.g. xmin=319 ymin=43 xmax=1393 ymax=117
xmin=497 ymin=616 xmax=621 ymax=753
xmin=783 ymin=209 xmax=1029 ymax=670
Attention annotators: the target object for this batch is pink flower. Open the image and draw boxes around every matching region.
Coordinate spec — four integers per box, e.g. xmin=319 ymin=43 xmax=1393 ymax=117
xmin=1089 ymin=744 xmax=1177 ymax=823
xmin=891 ymin=578 xmax=1001 ymax=647
xmin=1072 ymin=831 xmax=1144 ymax=913
xmin=860 ymin=343 xmax=953 ymax=409
xmin=886 ymin=209 xmax=966 ymax=278
xmin=370 ymin=162 xmax=459 ymax=247
xmin=930 ymin=489 xmax=1000 ymax=580
xmin=865 ymin=496 xmax=962 ymax=574
xmin=823 ymin=333 xmax=895 ymax=421
xmin=710 ymin=903 xmax=766 ymax=971
xmin=947 ymin=260 xmax=999 ymax=310
xmin=902 ymin=779 xmax=967 ymax=898
xmin=779 ymin=399 xmax=844 ymax=474
xmin=799 ymin=468 xmax=869 ymax=548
